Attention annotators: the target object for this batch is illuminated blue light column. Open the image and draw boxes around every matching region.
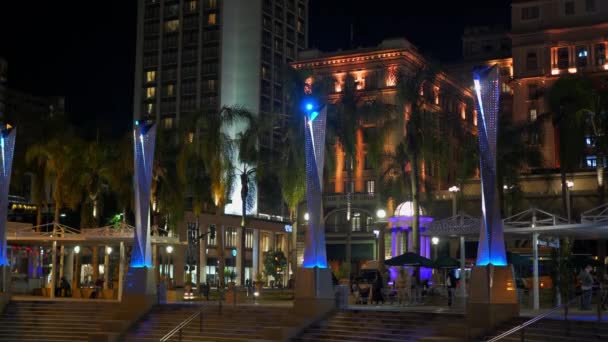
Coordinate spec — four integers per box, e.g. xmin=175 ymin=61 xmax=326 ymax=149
xmin=302 ymin=104 xmax=328 ymax=269
xmin=473 ymin=65 xmax=507 ymax=266
xmin=295 ymin=104 xmax=335 ymax=316
xmin=468 ymin=65 xmax=517 ymax=329
xmin=125 ymin=121 xmax=157 ymax=300
xmin=0 ymin=127 xmax=15 ymax=271
xmin=131 ymin=121 xmax=156 ymax=268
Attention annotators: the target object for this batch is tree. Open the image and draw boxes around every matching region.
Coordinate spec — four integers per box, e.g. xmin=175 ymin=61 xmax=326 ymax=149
xmin=26 ymin=138 xmax=82 ymax=225
xmin=77 ymin=141 xmax=112 ymax=228
xmin=106 ymin=133 xmax=134 ymax=224
xmin=548 ymin=76 xmax=592 ymax=221
xmin=263 ymin=250 xmax=287 ymax=286
xmin=196 ymin=106 xmax=254 ymax=287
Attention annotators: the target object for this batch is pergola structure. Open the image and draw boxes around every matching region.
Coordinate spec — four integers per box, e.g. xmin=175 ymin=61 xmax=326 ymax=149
xmin=6 ymin=222 xmax=182 ymax=300
xmin=425 ymin=204 xmax=608 ymax=311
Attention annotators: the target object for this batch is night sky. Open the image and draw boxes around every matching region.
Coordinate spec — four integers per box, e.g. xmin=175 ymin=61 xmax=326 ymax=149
xmin=0 ymin=0 xmax=510 ymax=138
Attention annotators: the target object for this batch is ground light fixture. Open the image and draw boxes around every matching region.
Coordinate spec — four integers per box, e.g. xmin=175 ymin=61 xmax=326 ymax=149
xmin=74 ymin=246 xmax=80 ymax=254
xmin=448 ymin=186 xmax=460 ymax=193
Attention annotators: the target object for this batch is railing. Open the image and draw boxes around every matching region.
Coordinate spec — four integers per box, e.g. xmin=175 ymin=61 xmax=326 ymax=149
xmin=159 ymin=305 xmax=209 ymax=342
xmin=486 ymin=290 xmax=604 ymax=342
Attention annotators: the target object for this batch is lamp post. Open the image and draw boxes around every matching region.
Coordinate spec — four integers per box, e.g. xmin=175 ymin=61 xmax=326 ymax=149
xmin=104 ymin=246 xmax=112 ymax=289
xmin=73 ymin=246 xmax=80 ymax=290
xmin=375 ymin=209 xmax=387 ymax=273
xmin=566 ymin=180 xmax=574 ymax=223
xmin=448 ymin=186 xmax=460 ymax=216
xmin=431 ymin=237 xmax=439 ymax=259
xmin=166 ymin=245 xmax=174 ymax=283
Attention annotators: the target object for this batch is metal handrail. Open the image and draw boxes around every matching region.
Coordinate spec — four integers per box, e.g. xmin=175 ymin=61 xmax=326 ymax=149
xmin=485 ymin=295 xmax=581 ymax=342
xmin=159 ymin=305 xmax=207 ymax=342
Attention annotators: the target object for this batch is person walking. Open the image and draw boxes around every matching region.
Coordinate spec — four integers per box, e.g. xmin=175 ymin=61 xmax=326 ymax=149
xmin=578 ymin=265 xmax=594 ymax=310
xmin=447 ymin=269 xmax=458 ymax=307
xmin=372 ymin=274 xmax=384 ymax=305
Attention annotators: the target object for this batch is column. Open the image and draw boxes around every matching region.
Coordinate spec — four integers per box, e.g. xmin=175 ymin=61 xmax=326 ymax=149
xmin=396 ymin=230 xmax=403 ymax=255
xmin=391 ymin=229 xmax=397 ymax=257
xmin=152 ymin=244 xmax=159 ymax=284
xmin=50 ymin=241 xmax=57 ymax=299
xmin=59 ymin=246 xmax=65 ymax=281
xmin=200 ymin=225 xmax=207 ymax=284
xmin=253 ymin=229 xmax=260 ymax=277
xmin=532 ymin=232 xmax=540 ymax=311
xmin=103 ymin=246 xmax=110 ymax=289
xmin=174 ymin=246 xmax=185 ymax=287
xmin=378 ymin=224 xmax=386 ymax=274
xmin=459 ymin=236 xmax=466 ymax=298
xmin=236 ymin=227 xmax=244 ymax=285
xmin=118 ymin=242 xmax=125 ymax=301
xmin=73 ymin=248 xmax=80 ymax=290
xmin=64 ymin=248 xmax=74 ymax=290
xmin=93 ymin=246 xmax=99 ymax=283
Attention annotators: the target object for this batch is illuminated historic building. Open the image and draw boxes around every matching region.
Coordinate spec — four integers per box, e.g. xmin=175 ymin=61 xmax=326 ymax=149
xmin=291 ymin=39 xmax=476 ymax=267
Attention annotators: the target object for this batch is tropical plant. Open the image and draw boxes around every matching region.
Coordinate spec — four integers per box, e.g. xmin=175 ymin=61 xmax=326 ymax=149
xmin=263 ymin=250 xmax=287 ymax=285
xmin=106 ymin=133 xmax=134 ymax=224
xmin=548 ymin=76 xmax=594 ymax=221
xmin=78 ymin=141 xmax=112 ymax=228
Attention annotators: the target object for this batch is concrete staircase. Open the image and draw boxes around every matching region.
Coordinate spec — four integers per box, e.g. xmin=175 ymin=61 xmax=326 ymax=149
xmin=293 ymin=309 xmax=464 ymax=342
xmin=125 ymin=304 xmax=298 ymax=341
xmin=0 ymin=300 xmax=117 ymax=341
xmin=484 ymin=318 xmax=608 ymax=341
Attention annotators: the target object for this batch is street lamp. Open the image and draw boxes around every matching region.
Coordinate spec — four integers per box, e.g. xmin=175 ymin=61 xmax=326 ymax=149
xmin=375 ymin=208 xmax=387 ymax=268
xmin=432 ymin=237 xmax=439 ymax=260
xmin=303 ymin=212 xmax=309 ymax=221
xmin=448 ymin=186 xmax=460 ymax=216
xmin=106 ymin=246 xmax=113 ymax=255
xmin=73 ymin=246 xmax=80 ymax=290
xmin=566 ymin=180 xmax=574 ymax=223
xmin=166 ymin=246 xmax=174 ymax=281
xmin=376 ymin=209 xmax=386 ymax=220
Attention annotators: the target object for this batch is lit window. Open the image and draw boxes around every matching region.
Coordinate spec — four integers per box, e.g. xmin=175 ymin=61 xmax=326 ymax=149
xmin=304 ymin=77 xmax=313 ymax=94
xmin=565 ymin=1 xmax=575 ymax=15
xmin=586 ymin=136 xmax=595 ymax=147
xmin=355 ymin=75 xmax=365 ymax=90
xmin=206 ymin=0 xmax=217 ymax=9
xmin=147 ymin=103 xmax=155 ymax=114
xmin=366 ymin=180 xmax=375 ymax=194
xmin=386 ymin=66 xmax=397 ymax=87
xmin=501 ymin=82 xmax=511 ymax=93
xmin=529 ymin=108 xmax=537 ymax=122
xmin=146 ymin=70 xmax=156 ymax=83
xmin=187 ymin=132 xmax=194 ymax=144
xmin=164 ymin=19 xmax=180 ymax=32
xmin=162 ymin=117 xmax=174 ymax=129
xmin=586 ymin=0 xmax=596 ymax=12
xmin=576 ymin=46 xmax=588 ymax=67
xmin=188 ymin=0 xmax=197 ymax=12
xmin=334 ymin=81 xmax=342 ymax=93
xmin=434 ymin=86 xmax=440 ymax=105
xmin=460 ymin=103 xmax=466 ymax=120
xmin=207 ymin=13 xmax=216 ymax=25
xmin=166 ymin=84 xmax=175 ymax=97
xmin=473 ymin=110 xmax=478 ymax=126
xmin=351 ymin=214 xmax=361 ymax=232
xmin=146 ymin=87 xmax=156 ymax=99
xmin=586 ymin=156 xmax=597 ymax=168
xmin=521 ymin=6 xmax=540 ymax=20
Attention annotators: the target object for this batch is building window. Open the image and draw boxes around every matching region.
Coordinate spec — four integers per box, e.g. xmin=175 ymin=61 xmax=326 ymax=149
xmin=207 ymin=13 xmax=217 ymax=25
xmin=586 ymin=156 xmax=597 ymax=168
xmin=165 ymin=84 xmax=175 ymax=97
xmin=245 ymin=229 xmax=253 ymax=249
xmin=145 ymin=70 xmax=156 ymax=83
xmin=529 ymin=108 xmax=537 ymax=122
xmin=557 ymin=47 xmax=569 ymax=69
xmin=595 ymin=44 xmax=606 ymax=66
xmin=186 ymin=132 xmax=194 ymax=144
xmin=526 ymin=52 xmax=538 ymax=70
xmin=576 ymin=46 xmax=588 ymax=67
xmin=528 ymin=84 xmax=539 ymax=100
xmin=586 ymin=0 xmax=596 ymax=12
xmin=473 ymin=110 xmax=478 ymax=126
xmin=204 ymin=79 xmax=216 ymax=92
xmin=460 ymin=103 xmax=466 ymax=120
xmin=586 ymin=136 xmax=595 ymax=147
xmin=162 ymin=117 xmax=174 ymax=129
xmin=366 ymin=180 xmax=375 ymax=194
xmin=164 ymin=19 xmax=179 ymax=32
xmin=146 ymin=87 xmax=156 ymax=99
xmin=205 ymin=0 xmax=217 ymax=9
xmin=146 ymin=103 xmax=155 ymax=115
xmin=521 ymin=6 xmax=540 ymax=20
xmin=565 ymin=1 xmax=575 ymax=15
xmin=224 ymin=227 xmax=237 ymax=248
xmin=351 ymin=213 xmax=361 ymax=232
xmin=207 ymin=225 xmax=216 ymax=246
xmin=355 ymin=74 xmax=365 ymax=90
xmin=501 ymin=82 xmax=511 ymax=94
xmin=261 ymin=233 xmax=270 ymax=252
xmin=187 ymin=0 xmax=197 ymax=12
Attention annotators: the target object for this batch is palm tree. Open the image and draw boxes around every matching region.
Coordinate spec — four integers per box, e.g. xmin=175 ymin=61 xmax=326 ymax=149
xmin=106 ymin=133 xmax=134 ymax=224
xmin=197 ymin=106 xmax=253 ymax=287
xmin=548 ymin=76 xmax=592 ymax=221
xmin=26 ymin=138 xmax=82 ymax=225
xmin=78 ymin=141 xmax=112 ymax=228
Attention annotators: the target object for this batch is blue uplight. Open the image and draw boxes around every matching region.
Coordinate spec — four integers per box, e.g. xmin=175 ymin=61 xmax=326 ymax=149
xmin=305 ymin=103 xmax=313 ymax=111
xmin=135 ymin=120 xmax=139 ymax=126
xmin=310 ymin=111 xmax=319 ymax=122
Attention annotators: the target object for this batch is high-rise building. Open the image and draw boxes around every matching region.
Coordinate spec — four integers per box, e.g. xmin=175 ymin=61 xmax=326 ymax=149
xmin=133 ymin=0 xmax=308 ymax=215
xmin=0 ymin=58 xmax=7 ymax=122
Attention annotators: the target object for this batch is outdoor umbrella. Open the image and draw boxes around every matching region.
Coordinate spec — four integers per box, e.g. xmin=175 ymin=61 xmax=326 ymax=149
xmin=384 ymin=252 xmax=433 ymax=267
xmin=433 ymin=255 xmax=460 ymax=269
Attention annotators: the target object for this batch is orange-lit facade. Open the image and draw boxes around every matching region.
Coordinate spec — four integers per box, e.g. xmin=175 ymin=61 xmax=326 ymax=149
xmin=291 ymin=39 xmax=475 ymax=264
